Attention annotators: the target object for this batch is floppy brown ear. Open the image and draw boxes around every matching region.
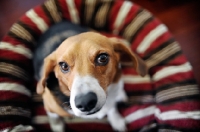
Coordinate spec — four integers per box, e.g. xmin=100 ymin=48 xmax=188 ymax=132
xmin=111 ymin=39 xmax=148 ymax=76
xmin=37 ymin=52 xmax=56 ymax=94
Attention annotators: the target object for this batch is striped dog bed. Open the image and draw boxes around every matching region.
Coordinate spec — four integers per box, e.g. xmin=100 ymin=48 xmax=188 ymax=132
xmin=0 ymin=0 xmax=200 ymax=131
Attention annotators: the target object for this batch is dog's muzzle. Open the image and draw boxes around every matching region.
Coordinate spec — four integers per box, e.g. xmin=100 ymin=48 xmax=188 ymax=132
xmin=70 ymin=75 xmax=107 ymax=116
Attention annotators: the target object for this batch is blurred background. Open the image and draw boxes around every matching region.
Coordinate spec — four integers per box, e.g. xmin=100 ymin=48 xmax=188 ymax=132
xmin=0 ymin=0 xmax=200 ymax=85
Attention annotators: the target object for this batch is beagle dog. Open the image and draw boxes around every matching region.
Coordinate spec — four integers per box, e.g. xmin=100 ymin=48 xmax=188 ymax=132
xmin=35 ymin=32 xmax=147 ymax=131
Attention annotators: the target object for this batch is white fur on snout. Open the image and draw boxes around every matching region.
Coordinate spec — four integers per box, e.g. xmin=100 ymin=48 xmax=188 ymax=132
xmin=70 ymin=75 xmax=106 ymax=116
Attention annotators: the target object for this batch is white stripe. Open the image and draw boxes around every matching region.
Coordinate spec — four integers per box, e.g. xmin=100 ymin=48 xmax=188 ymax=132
xmin=0 ymin=62 xmax=28 ymax=80
xmin=129 ymin=95 xmax=154 ymax=103
xmin=158 ymin=129 xmax=181 ymax=132
xmin=137 ymin=24 xmax=168 ymax=53
xmin=95 ymin=3 xmax=109 ymax=28
xmin=122 ymin=75 xmax=151 ymax=84
xmin=139 ymin=123 xmax=157 ymax=132
xmin=44 ymin=0 xmax=62 ymax=23
xmin=32 ymin=116 xmax=49 ymax=124
xmin=84 ymin=0 xmax=96 ymax=24
xmin=0 ymin=83 xmax=31 ymax=97
xmin=123 ymin=10 xmax=152 ymax=41
xmin=11 ymin=23 xmax=34 ymax=43
xmin=34 ymin=109 xmax=200 ymax=125
xmin=64 ymin=117 xmax=108 ymax=124
xmin=125 ymin=106 xmax=156 ymax=123
xmin=0 ymin=42 xmax=32 ymax=59
xmin=26 ymin=9 xmax=48 ymax=32
xmin=155 ymin=109 xmax=200 ymax=120
xmin=32 ymin=115 xmax=108 ymax=124
xmin=32 ymin=93 xmax=43 ymax=102
xmin=156 ymin=85 xmax=199 ymax=102
xmin=125 ymin=106 xmax=200 ymax=123
xmin=47 ymin=112 xmax=65 ymax=132
xmin=156 ymin=85 xmax=198 ymax=98
xmin=2 ymin=125 xmax=33 ymax=132
xmin=153 ymin=62 xmax=192 ymax=81
xmin=66 ymin=0 xmax=80 ymax=24
xmin=113 ymin=1 xmax=133 ymax=35
xmin=146 ymin=42 xmax=181 ymax=68
xmin=157 ymin=90 xmax=199 ymax=103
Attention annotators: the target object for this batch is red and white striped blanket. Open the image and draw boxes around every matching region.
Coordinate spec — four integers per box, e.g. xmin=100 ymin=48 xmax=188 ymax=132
xmin=0 ymin=0 xmax=199 ymax=131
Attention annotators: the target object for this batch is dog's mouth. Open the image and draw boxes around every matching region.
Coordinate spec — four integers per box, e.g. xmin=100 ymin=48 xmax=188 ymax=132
xmin=86 ymin=108 xmax=101 ymax=115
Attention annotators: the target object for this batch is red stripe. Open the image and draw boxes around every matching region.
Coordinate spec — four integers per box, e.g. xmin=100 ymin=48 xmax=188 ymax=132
xmin=120 ymin=104 xmax=152 ymax=117
xmin=124 ymin=83 xmax=153 ymax=92
xmin=2 ymin=35 xmax=22 ymax=45
xmin=158 ymin=101 xmax=200 ymax=112
xmin=0 ymin=77 xmax=25 ymax=85
xmin=58 ymin=0 xmax=71 ymax=21
xmin=67 ymin=123 xmax=112 ymax=132
xmin=74 ymin=0 xmax=82 ymax=20
xmin=34 ymin=124 xmax=51 ymax=131
xmin=109 ymin=1 xmax=140 ymax=32
xmin=122 ymin=3 xmax=140 ymax=28
xmin=2 ymin=35 xmax=31 ymax=48
xmin=0 ymin=91 xmax=29 ymax=101
xmin=34 ymin=5 xmax=51 ymax=26
xmin=119 ymin=2 xmax=140 ymax=34
xmin=0 ymin=122 xmax=21 ymax=131
xmin=158 ymin=119 xmax=200 ymax=129
xmin=131 ymin=19 xmax=161 ymax=51
xmin=109 ymin=0 xmax=123 ymax=31
xmin=122 ymin=67 xmax=137 ymax=75
xmin=154 ymin=71 xmax=194 ymax=88
xmin=122 ymin=68 xmax=152 ymax=91
xmin=168 ymin=55 xmax=188 ymax=65
xmin=32 ymin=106 xmax=47 ymax=116
xmin=141 ymin=32 xmax=172 ymax=57
xmin=0 ymin=50 xmax=30 ymax=62
xmin=19 ymin=12 xmax=42 ymax=35
xmin=128 ymin=115 xmax=154 ymax=130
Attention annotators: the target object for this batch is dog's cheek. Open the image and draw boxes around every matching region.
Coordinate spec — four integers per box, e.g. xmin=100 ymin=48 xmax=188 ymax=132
xmin=54 ymin=66 xmax=60 ymax=78
xmin=97 ymin=64 xmax=117 ymax=91
xmin=60 ymin=69 xmax=77 ymax=93
xmin=113 ymin=53 xmax=121 ymax=79
xmin=107 ymin=59 xmax=119 ymax=82
xmin=58 ymin=79 xmax=71 ymax=96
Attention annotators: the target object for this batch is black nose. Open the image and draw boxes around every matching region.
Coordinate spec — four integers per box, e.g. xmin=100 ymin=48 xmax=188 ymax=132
xmin=75 ymin=92 xmax=97 ymax=112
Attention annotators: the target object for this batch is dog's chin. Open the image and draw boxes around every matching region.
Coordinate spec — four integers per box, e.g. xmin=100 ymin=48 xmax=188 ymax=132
xmin=72 ymin=106 xmax=102 ymax=117
xmin=85 ymin=108 xmax=101 ymax=115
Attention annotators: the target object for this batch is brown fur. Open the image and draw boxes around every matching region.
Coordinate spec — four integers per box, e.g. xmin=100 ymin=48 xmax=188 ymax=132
xmin=37 ymin=32 xmax=147 ymax=116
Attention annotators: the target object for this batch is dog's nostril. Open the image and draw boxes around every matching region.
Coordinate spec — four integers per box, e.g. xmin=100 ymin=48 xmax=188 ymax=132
xmin=88 ymin=100 xmax=96 ymax=108
xmin=75 ymin=92 xmax=97 ymax=112
xmin=76 ymin=105 xmax=85 ymax=111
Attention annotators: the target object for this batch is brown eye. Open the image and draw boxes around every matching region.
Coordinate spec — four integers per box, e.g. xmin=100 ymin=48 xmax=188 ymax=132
xmin=95 ymin=53 xmax=109 ymax=66
xmin=59 ymin=62 xmax=70 ymax=73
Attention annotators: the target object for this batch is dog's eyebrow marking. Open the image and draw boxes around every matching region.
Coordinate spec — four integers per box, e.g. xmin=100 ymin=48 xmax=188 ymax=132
xmin=58 ymin=52 xmax=75 ymax=68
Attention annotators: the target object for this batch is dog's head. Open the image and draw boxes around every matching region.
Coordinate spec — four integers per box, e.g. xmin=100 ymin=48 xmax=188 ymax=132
xmin=37 ymin=32 xmax=147 ymax=116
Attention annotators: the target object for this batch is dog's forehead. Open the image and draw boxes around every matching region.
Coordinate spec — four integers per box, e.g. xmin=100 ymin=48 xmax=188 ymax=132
xmin=55 ymin=32 xmax=114 ymax=58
